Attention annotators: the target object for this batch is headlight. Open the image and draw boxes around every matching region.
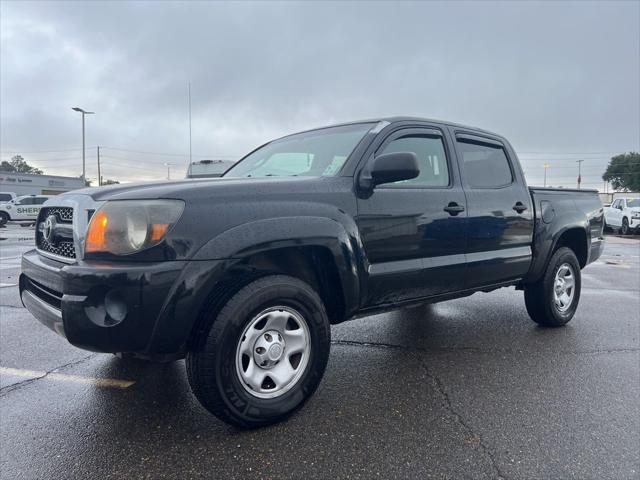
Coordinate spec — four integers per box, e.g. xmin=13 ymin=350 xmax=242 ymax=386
xmin=85 ymin=200 xmax=184 ymax=255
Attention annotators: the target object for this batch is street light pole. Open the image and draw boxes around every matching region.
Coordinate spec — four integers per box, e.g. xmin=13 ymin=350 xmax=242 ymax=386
xmin=188 ymin=82 xmax=192 ymax=165
xmin=72 ymin=107 xmax=95 ymax=184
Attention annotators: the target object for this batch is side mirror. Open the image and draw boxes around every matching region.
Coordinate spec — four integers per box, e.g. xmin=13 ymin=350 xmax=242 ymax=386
xmin=359 ymin=152 xmax=420 ymax=191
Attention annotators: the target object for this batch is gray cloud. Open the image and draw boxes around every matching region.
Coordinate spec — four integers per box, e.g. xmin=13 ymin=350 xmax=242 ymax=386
xmin=1 ymin=0 xmax=638 ymax=187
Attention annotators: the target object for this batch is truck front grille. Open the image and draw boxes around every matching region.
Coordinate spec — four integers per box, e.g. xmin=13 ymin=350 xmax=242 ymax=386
xmin=38 ymin=239 xmax=76 ymax=259
xmin=36 ymin=207 xmax=76 ymax=259
xmin=42 ymin=206 xmax=73 ymax=222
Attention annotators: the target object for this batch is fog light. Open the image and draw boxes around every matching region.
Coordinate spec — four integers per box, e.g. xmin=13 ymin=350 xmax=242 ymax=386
xmin=85 ymin=288 xmax=128 ymax=327
xmin=105 ymin=289 xmax=127 ymax=323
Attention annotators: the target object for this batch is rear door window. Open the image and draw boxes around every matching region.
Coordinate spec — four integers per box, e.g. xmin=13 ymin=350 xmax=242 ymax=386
xmin=457 ymin=138 xmax=513 ymax=188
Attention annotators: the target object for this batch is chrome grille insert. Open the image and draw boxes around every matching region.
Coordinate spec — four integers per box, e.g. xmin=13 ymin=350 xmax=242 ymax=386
xmin=36 ymin=207 xmax=76 ymax=259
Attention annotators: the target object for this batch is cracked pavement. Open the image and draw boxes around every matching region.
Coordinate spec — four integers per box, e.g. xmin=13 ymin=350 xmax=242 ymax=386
xmin=1 ymin=228 xmax=638 ymax=479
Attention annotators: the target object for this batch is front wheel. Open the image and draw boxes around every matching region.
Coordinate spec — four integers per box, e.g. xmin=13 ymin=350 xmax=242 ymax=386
xmin=621 ymin=217 xmax=630 ymax=235
xmin=524 ymin=247 xmax=581 ymax=327
xmin=186 ymin=275 xmax=331 ymax=428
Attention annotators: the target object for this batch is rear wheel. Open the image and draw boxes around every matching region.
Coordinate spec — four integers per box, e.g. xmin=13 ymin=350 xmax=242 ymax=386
xmin=524 ymin=247 xmax=581 ymax=327
xmin=186 ymin=275 xmax=331 ymax=428
xmin=621 ymin=217 xmax=630 ymax=235
xmin=0 ymin=212 xmax=9 ymax=227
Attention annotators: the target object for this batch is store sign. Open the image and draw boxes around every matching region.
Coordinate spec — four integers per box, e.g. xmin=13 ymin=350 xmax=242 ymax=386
xmin=0 ymin=176 xmax=33 ymax=183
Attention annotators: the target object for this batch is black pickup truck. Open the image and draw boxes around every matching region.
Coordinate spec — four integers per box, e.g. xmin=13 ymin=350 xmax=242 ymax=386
xmin=21 ymin=117 xmax=604 ymax=427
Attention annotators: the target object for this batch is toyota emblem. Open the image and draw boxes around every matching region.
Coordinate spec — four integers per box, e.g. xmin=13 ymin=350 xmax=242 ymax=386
xmin=42 ymin=215 xmax=56 ymax=243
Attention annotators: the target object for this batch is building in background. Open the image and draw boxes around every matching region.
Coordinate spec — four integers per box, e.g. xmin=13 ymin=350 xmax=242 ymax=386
xmin=0 ymin=172 xmax=85 ymax=196
xmin=186 ymin=159 xmax=235 ymax=179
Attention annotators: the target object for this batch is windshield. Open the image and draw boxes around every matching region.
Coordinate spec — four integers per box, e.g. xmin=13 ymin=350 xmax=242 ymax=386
xmin=224 ymin=123 xmax=374 ymax=178
xmin=628 ymin=199 xmax=640 ymax=208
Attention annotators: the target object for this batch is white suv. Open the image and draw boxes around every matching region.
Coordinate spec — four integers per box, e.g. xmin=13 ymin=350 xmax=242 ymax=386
xmin=0 ymin=195 xmax=51 ymax=226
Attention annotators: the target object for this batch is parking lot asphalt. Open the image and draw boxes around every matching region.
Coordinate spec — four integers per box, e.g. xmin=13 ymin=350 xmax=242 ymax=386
xmin=0 ymin=224 xmax=638 ymax=480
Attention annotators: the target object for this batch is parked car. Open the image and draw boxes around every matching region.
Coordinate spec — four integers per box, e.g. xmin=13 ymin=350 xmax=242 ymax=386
xmin=604 ymin=197 xmax=640 ymax=234
xmin=0 ymin=191 xmax=17 ymax=205
xmin=20 ymin=117 xmax=604 ymax=427
xmin=0 ymin=195 xmax=51 ymax=226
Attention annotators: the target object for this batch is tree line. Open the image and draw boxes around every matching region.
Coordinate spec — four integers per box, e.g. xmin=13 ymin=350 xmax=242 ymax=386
xmin=0 ymin=155 xmax=119 ymax=185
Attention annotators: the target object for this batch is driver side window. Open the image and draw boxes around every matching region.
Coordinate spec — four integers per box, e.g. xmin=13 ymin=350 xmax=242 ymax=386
xmin=379 ymin=134 xmax=450 ymax=187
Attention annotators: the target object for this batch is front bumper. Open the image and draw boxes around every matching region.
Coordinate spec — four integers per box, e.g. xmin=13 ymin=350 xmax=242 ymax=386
xmin=20 ymin=249 xmax=195 ymax=353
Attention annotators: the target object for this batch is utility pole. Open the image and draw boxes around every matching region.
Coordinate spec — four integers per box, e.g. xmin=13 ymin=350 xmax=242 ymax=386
xmin=188 ymin=82 xmax=192 ymax=165
xmin=543 ymin=162 xmax=549 ymax=188
xmin=72 ymin=107 xmax=95 ymax=184
xmin=97 ymin=146 xmax=101 ymax=186
xmin=576 ymin=159 xmax=584 ymax=189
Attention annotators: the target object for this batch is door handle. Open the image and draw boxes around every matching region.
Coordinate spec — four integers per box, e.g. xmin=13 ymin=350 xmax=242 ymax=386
xmin=444 ymin=202 xmax=465 ymax=216
xmin=513 ymin=202 xmax=528 ymax=213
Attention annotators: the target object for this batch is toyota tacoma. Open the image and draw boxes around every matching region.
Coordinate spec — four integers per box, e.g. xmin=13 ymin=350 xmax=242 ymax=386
xmin=20 ymin=117 xmax=605 ymax=427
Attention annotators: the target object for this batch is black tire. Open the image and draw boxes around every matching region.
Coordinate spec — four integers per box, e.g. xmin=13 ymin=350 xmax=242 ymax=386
xmin=0 ymin=212 xmax=9 ymax=227
xmin=524 ymin=247 xmax=581 ymax=327
xmin=186 ymin=275 xmax=331 ymax=428
xmin=621 ymin=217 xmax=630 ymax=235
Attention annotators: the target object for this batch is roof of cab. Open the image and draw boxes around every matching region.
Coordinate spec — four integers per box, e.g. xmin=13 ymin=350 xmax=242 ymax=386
xmin=280 ymin=116 xmax=503 ymax=140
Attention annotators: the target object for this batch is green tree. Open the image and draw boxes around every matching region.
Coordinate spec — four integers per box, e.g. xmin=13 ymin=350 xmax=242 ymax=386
xmin=603 ymin=152 xmax=640 ymax=191
xmin=0 ymin=155 xmax=43 ymax=174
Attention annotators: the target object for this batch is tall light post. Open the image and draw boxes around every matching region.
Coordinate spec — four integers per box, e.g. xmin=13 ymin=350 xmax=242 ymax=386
xmin=188 ymin=82 xmax=192 ymax=164
xmin=72 ymin=107 xmax=95 ymax=184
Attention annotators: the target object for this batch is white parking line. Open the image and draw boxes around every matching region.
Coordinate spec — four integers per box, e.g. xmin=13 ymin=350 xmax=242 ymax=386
xmin=0 ymin=367 xmax=136 ymax=389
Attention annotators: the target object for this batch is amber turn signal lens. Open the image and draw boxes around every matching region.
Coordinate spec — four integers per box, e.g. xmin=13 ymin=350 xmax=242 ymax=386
xmin=150 ymin=223 xmax=169 ymax=242
xmin=85 ymin=211 xmax=109 ymax=253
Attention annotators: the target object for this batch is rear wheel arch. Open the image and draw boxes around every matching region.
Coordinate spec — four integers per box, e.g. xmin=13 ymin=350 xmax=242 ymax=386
xmin=553 ymin=227 xmax=588 ymax=268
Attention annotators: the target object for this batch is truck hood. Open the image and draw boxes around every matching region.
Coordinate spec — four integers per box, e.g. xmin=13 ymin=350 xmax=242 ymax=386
xmin=68 ymin=176 xmax=339 ymax=202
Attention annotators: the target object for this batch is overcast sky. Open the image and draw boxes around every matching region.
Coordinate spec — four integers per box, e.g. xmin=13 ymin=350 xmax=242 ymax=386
xmin=1 ymin=0 xmax=639 ymax=187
